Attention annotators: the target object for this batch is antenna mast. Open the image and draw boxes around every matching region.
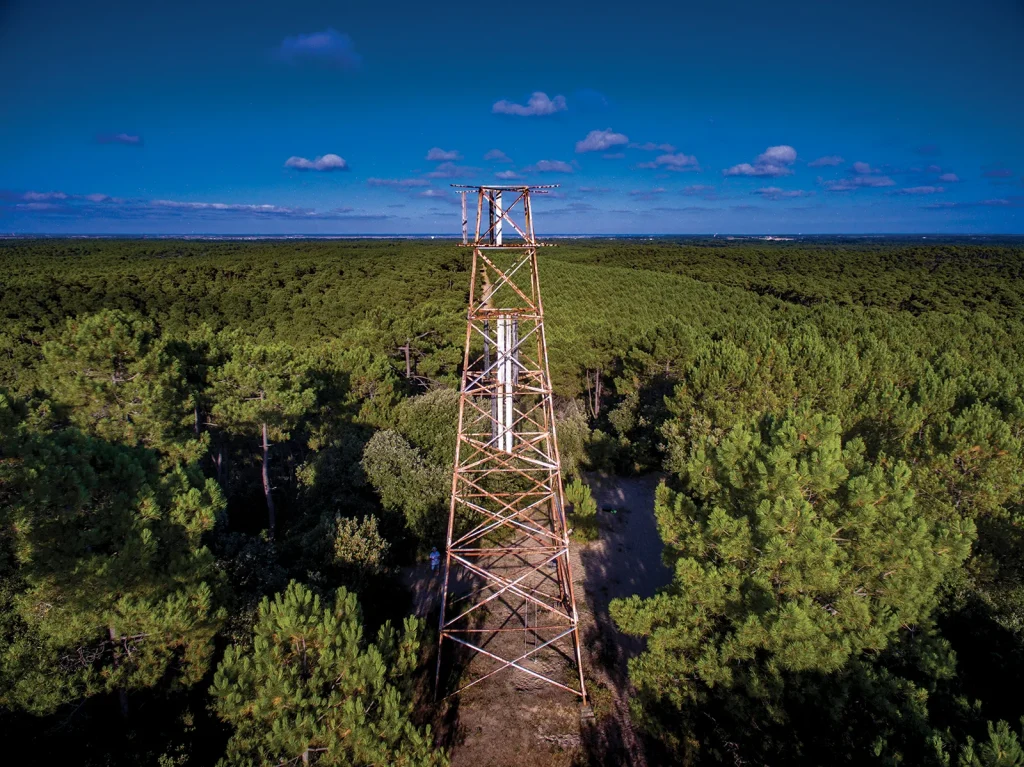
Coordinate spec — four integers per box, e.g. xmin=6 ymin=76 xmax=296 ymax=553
xmin=435 ymin=185 xmax=588 ymax=704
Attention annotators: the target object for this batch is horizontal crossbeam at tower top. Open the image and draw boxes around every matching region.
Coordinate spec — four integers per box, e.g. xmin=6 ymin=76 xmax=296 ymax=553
xmin=451 ymin=184 xmax=558 ymax=248
xmin=435 ymin=184 xmax=588 ymax=704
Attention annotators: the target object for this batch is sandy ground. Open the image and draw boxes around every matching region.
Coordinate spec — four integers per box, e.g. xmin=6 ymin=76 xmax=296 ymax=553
xmin=406 ymin=473 xmax=672 ymax=766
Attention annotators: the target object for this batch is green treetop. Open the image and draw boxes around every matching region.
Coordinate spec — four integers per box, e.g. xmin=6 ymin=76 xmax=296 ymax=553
xmin=0 ymin=394 xmax=225 ymax=715
xmin=40 ymin=309 xmax=201 ymax=462
xmin=210 ymin=581 xmax=446 ymax=767
xmin=361 ymin=429 xmax=449 ymax=546
xmin=611 ymin=410 xmax=975 ymax=717
xmin=210 ymin=335 xmax=316 ymax=539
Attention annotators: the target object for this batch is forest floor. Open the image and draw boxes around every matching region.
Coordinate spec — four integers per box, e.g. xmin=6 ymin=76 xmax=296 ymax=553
xmin=407 ymin=473 xmax=670 ymax=766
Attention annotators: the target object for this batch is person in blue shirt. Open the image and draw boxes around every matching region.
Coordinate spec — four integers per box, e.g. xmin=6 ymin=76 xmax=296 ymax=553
xmin=429 ymin=547 xmax=441 ymax=573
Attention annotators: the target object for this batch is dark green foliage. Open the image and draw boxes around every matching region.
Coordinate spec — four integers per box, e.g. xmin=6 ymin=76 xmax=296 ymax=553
xmin=361 ymin=430 xmax=449 ymax=546
xmin=564 ymin=477 xmax=599 ymax=541
xmin=210 ymin=581 xmax=446 ymax=766
xmin=555 ymin=399 xmax=592 ymax=479
xmin=613 ymin=410 xmax=974 ymax=713
xmin=1 ymin=237 xmax=1023 ymax=763
xmin=393 ymin=387 xmax=459 ymax=466
xmin=41 ymin=309 xmax=203 ymax=462
xmin=957 ymin=720 xmax=1024 ymax=766
xmin=0 ymin=394 xmax=225 ymax=714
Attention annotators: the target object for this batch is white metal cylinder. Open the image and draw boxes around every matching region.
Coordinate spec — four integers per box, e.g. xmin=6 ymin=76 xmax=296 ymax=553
xmin=503 ymin=316 xmax=513 ymax=452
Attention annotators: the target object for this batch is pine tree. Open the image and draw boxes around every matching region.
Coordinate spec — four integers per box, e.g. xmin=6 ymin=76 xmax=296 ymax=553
xmin=611 ymin=410 xmax=975 ymax=731
xmin=361 ymin=430 xmax=448 ymax=545
xmin=0 ymin=394 xmax=225 ymax=715
xmin=958 ymin=720 xmax=1024 ymax=767
xmin=210 ymin=335 xmax=316 ymax=539
xmin=210 ymin=581 xmax=446 ymax=767
xmin=40 ymin=309 xmax=202 ymax=462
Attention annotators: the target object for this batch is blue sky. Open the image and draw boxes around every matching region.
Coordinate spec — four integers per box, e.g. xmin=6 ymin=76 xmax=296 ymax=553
xmin=2 ymin=0 xmax=1023 ymax=234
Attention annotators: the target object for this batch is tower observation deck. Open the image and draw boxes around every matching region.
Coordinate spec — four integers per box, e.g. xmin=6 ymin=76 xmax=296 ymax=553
xmin=435 ymin=185 xmax=588 ymax=703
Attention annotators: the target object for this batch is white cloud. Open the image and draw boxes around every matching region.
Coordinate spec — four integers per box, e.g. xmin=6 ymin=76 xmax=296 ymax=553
xmin=22 ymin=191 xmax=69 ymax=201
xmin=821 ymin=175 xmax=896 ymax=191
xmin=284 ymin=153 xmax=348 ymax=171
xmin=276 ymin=28 xmax=361 ymax=70
xmin=629 ymin=187 xmax=667 ymax=200
xmin=418 ymin=189 xmax=462 ymax=206
xmin=575 ymin=128 xmax=629 ymax=153
xmin=808 ymin=155 xmax=844 ymax=167
xmin=680 ymin=185 xmax=716 ymax=197
xmin=152 ymin=200 xmax=302 ymax=213
xmin=754 ymin=186 xmax=812 ymax=199
xmin=898 ymin=186 xmax=946 ymax=195
xmin=757 ymin=145 xmax=797 ymax=165
xmin=96 ymin=133 xmax=143 ymax=146
xmin=495 ymin=170 xmax=521 ymax=180
xmin=366 ymin=178 xmax=430 ymax=188
xmin=426 ymin=147 xmax=461 ymax=162
xmin=423 ymin=162 xmax=477 ymax=179
xmin=526 ymin=160 xmax=574 ymax=173
xmin=638 ymin=153 xmax=700 ymax=171
xmin=485 ymin=149 xmax=512 ymax=163
xmin=723 ymin=145 xmax=797 ymax=177
xmin=724 ymin=145 xmax=794 ymax=178
xmin=630 ymin=142 xmax=676 ymax=152
xmin=939 ymin=173 xmax=960 ymax=183
xmin=3 ymin=190 xmax=394 ymax=220
xmin=723 ymin=162 xmax=790 ymax=177
xmin=492 ymin=92 xmax=567 ymax=116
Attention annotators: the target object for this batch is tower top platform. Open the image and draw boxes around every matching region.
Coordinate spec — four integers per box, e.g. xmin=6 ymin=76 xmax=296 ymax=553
xmin=450 ymin=184 xmax=559 ymax=191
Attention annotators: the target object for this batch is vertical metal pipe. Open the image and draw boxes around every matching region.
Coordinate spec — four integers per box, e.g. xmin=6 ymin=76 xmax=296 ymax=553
xmin=496 ymin=314 xmax=508 ymax=452
xmin=494 ymin=190 xmax=503 ymax=246
xmin=488 ymin=192 xmax=495 ymax=245
xmin=524 ymin=190 xmax=534 ymax=243
xmin=503 ymin=316 xmax=513 ymax=452
xmin=485 ymin=319 xmax=497 ymax=442
xmin=512 ymin=318 xmax=519 ymax=388
xmin=475 ymin=189 xmax=484 ymax=243
xmin=461 ymin=192 xmax=468 ymax=245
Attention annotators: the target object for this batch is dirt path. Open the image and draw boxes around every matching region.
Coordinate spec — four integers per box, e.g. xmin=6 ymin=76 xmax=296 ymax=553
xmin=407 ymin=473 xmax=671 ymax=766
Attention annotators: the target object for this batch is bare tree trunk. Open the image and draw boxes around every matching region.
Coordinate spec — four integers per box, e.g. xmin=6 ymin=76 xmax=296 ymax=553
xmin=262 ymin=420 xmax=276 ymax=540
xmin=215 ymin=445 xmax=223 ymax=485
xmin=194 ymin=403 xmax=201 ymax=437
xmin=588 ymin=367 xmax=602 ymax=417
xmin=108 ymin=624 xmax=129 ymax=719
xmin=403 ymin=339 xmax=411 ymax=378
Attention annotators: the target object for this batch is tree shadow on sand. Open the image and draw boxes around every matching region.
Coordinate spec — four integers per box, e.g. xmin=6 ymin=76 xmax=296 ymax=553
xmin=576 ymin=473 xmax=673 ymax=767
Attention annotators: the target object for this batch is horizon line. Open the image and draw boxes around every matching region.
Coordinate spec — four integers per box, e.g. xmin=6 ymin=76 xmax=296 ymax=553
xmin=4 ymin=233 xmax=1024 ymax=239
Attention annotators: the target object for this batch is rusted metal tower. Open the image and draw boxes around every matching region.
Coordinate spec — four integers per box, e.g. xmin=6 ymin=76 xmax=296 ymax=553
xmin=435 ymin=184 xmax=587 ymax=703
